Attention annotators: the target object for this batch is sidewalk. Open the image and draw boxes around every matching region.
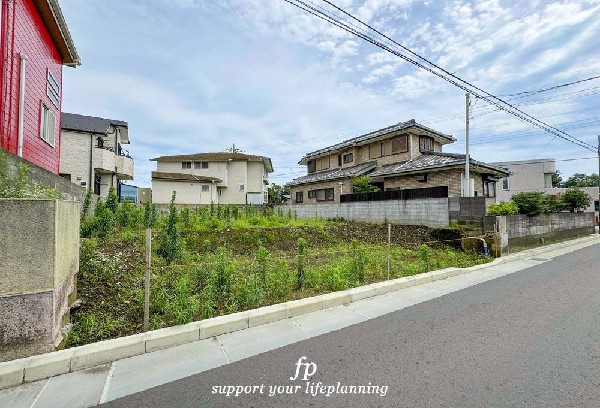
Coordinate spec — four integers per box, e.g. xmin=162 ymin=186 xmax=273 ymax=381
xmin=1 ymin=234 xmax=599 ymax=408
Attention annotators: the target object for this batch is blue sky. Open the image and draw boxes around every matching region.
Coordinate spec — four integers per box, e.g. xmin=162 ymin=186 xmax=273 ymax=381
xmin=59 ymin=0 xmax=600 ymax=188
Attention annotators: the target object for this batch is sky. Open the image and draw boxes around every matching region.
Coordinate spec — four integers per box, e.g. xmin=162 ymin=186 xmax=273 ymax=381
xmin=59 ymin=0 xmax=600 ymax=188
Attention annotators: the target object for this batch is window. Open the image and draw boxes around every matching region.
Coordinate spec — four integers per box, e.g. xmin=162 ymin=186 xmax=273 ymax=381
xmin=338 ymin=155 xmax=342 ymax=167
xmin=296 ymin=191 xmax=303 ymax=203
xmin=391 ymin=135 xmax=408 ymax=153
xmin=415 ymin=174 xmax=427 ymax=183
xmin=502 ymin=178 xmax=509 ymax=190
xmin=419 ymin=136 xmax=434 ymax=152
xmin=194 ymin=161 xmax=209 ymax=169
xmin=47 ymin=71 xmax=60 ymax=108
xmin=544 ymin=173 xmax=553 ymax=188
xmin=201 ymin=185 xmax=209 ymax=192
xmin=342 ymin=153 xmax=353 ymax=164
xmin=315 ymin=188 xmax=334 ymax=202
xmin=308 ymin=190 xmax=316 ymax=199
xmin=307 ymin=160 xmax=316 ymax=173
xmin=484 ymin=181 xmax=496 ymax=198
xmin=321 ymin=157 xmax=330 ymax=170
xmin=182 ymin=162 xmax=191 ymax=169
xmin=239 ymin=184 xmax=245 ymax=192
xmin=59 ymin=173 xmax=71 ymax=181
xmin=380 ymin=143 xmax=385 ymax=157
xmin=39 ymin=104 xmax=55 ymax=146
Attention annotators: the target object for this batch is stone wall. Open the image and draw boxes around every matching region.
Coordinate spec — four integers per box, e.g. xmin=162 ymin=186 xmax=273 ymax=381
xmin=0 ymin=199 xmax=80 ymax=361
xmin=279 ymin=198 xmax=449 ymax=228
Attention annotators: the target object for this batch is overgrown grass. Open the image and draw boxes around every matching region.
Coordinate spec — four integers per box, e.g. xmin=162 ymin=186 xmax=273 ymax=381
xmin=67 ymin=216 xmax=490 ymax=347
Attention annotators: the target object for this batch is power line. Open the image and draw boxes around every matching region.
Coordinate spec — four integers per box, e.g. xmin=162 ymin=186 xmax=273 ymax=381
xmin=496 ymin=75 xmax=600 ymax=97
xmin=282 ymin=0 xmax=597 ymax=152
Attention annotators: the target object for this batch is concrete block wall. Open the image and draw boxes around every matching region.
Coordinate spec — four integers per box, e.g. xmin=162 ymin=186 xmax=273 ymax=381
xmin=280 ymin=198 xmax=449 ymax=228
xmin=484 ymin=213 xmax=595 ymax=250
xmin=0 ymin=199 xmax=80 ymax=361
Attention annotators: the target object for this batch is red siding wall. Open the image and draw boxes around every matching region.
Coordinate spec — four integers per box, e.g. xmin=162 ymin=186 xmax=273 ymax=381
xmin=0 ymin=0 xmax=63 ymax=174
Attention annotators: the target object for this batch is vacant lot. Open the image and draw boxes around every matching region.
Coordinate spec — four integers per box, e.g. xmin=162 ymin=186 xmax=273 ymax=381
xmin=67 ymin=201 xmax=490 ymax=347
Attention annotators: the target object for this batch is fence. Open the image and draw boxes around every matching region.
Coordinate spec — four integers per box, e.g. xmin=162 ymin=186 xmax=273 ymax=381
xmin=341 ymin=186 xmax=448 ymax=202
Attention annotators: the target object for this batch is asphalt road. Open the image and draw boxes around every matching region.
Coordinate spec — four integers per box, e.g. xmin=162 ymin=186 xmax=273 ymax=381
xmin=103 ymin=244 xmax=600 ymax=408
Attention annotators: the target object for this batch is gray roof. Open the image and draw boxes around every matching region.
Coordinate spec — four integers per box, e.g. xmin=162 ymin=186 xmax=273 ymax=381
xmin=370 ymin=152 xmax=511 ymax=178
xmin=61 ymin=113 xmax=127 ymax=134
xmin=299 ymin=119 xmax=456 ymax=164
xmin=151 ymin=172 xmax=222 ymax=183
xmin=289 ymin=161 xmax=377 ymax=186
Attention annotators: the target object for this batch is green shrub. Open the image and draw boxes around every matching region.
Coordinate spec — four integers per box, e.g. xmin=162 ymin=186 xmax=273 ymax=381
xmin=157 ymin=192 xmax=181 ymax=264
xmin=350 ymin=239 xmax=367 ymax=282
xmin=561 ymin=188 xmax=592 ymax=213
xmin=106 ymin=186 xmax=119 ymax=213
xmin=487 ymin=201 xmax=519 ymax=216
xmin=511 ymin=191 xmax=546 ymax=216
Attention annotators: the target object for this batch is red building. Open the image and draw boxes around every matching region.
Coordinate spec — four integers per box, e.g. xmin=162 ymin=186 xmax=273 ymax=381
xmin=0 ymin=0 xmax=79 ymax=174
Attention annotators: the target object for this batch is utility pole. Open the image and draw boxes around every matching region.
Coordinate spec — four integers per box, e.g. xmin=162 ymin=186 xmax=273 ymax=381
xmin=597 ymin=135 xmax=599 ymax=234
xmin=464 ymin=93 xmax=471 ymax=197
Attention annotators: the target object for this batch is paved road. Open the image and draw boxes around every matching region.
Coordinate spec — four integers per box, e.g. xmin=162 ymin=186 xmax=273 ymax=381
xmin=102 ymin=244 xmax=600 ymax=408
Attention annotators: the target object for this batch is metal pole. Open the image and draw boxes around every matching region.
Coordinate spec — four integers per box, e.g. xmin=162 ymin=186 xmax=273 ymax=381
xmin=464 ymin=93 xmax=470 ymax=197
xmin=144 ymin=228 xmax=151 ymax=331
xmin=387 ymin=223 xmax=391 ymax=280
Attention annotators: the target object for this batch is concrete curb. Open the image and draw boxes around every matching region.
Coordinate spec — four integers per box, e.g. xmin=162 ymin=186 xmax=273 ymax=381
xmin=1 ymin=234 xmax=598 ymax=390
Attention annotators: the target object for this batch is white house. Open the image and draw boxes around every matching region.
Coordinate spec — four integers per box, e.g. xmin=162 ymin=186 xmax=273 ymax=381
xmin=150 ymin=152 xmax=273 ymax=205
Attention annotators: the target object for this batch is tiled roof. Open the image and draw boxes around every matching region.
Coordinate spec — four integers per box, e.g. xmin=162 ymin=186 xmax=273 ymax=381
xmin=61 ymin=113 xmax=127 ymax=134
xmin=289 ymin=161 xmax=377 ymax=186
xmin=299 ymin=119 xmax=455 ymax=164
xmin=151 ymin=152 xmax=273 ymax=173
xmin=151 ymin=172 xmax=222 ymax=183
xmin=369 ymin=152 xmax=511 ymax=177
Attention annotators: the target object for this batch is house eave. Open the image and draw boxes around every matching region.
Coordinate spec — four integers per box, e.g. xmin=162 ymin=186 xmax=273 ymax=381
xmin=34 ymin=0 xmax=81 ymax=66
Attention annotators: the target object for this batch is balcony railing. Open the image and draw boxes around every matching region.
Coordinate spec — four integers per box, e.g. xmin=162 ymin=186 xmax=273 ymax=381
xmin=340 ymin=186 xmax=449 ymax=203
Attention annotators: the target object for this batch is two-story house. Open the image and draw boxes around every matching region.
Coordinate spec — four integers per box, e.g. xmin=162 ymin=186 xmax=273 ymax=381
xmin=290 ymin=119 xmax=510 ymax=204
xmin=150 ymin=152 xmax=273 ymax=205
xmin=59 ymin=113 xmax=134 ymax=198
xmin=0 ymin=0 xmax=80 ymax=174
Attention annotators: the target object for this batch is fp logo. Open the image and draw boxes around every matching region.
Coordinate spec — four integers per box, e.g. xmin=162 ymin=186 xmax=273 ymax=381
xmin=290 ymin=356 xmax=317 ymax=381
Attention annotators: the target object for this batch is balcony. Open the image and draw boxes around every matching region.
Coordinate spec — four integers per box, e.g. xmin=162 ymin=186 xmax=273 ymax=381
xmin=92 ymin=146 xmax=116 ymax=174
xmin=115 ymin=154 xmax=134 ymax=180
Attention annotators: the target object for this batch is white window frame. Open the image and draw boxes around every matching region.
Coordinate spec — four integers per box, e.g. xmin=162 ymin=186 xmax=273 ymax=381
xmin=201 ymin=185 xmax=210 ymax=192
xmin=182 ymin=162 xmax=191 ymax=169
xmin=39 ymin=103 xmax=56 ymax=147
xmin=239 ymin=184 xmax=245 ymax=192
xmin=502 ymin=178 xmax=510 ymax=190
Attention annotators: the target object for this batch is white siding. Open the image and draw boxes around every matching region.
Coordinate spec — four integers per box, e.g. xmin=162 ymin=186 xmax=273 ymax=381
xmin=219 ymin=161 xmax=247 ymax=204
xmin=152 ymin=180 xmax=214 ymax=204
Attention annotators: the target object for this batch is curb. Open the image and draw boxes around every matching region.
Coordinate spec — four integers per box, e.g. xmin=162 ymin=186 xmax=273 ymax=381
xmin=1 ymin=234 xmax=598 ymax=390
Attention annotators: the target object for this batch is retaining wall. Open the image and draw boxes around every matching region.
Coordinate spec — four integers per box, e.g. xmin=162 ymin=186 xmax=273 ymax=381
xmin=484 ymin=212 xmax=595 ymax=250
xmin=0 ymin=199 xmax=80 ymax=361
xmin=279 ymin=198 xmax=449 ymax=228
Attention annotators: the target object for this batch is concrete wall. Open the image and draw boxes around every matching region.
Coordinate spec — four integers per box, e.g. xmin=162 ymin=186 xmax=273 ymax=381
xmin=484 ymin=212 xmax=595 ymax=250
xmin=279 ymin=198 xmax=449 ymax=227
xmin=0 ymin=199 xmax=80 ymax=360
xmin=2 ymin=149 xmax=86 ymax=201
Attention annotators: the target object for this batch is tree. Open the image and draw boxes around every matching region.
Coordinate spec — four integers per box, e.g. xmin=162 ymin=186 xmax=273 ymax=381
xmin=551 ymin=170 xmax=563 ymax=188
xmin=158 ymin=192 xmax=181 ymax=264
xmin=267 ymin=183 xmax=290 ymax=205
xmin=562 ymin=173 xmax=599 ymax=188
xmin=351 ymin=175 xmax=380 ymax=193
xmin=510 ymin=191 xmax=547 ymax=216
xmin=561 ymin=188 xmax=592 ymax=213
xmin=106 ymin=185 xmax=119 ymax=213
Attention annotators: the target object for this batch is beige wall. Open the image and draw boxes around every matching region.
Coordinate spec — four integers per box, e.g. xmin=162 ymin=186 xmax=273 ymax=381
xmin=60 ymin=129 xmax=133 ymax=197
xmin=492 ymin=159 xmax=556 ymax=203
xmin=384 ymin=168 xmax=485 ymax=198
xmin=290 ymin=179 xmax=352 ymax=204
xmin=308 ymin=133 xmax=444 ymax=175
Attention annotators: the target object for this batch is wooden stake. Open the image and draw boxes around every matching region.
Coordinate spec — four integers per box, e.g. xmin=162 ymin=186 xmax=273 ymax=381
xmin=144 ymin=228 xmax=151 ymax=332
